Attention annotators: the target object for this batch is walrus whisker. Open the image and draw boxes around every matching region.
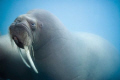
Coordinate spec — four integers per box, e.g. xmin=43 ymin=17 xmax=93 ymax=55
xmin=24 ymin=46 xmax=38 ymax=73
xmin=17 ymin=47 xmax=31 ymax=68
xmin=22 ymin=23 xmax=34 ymax=43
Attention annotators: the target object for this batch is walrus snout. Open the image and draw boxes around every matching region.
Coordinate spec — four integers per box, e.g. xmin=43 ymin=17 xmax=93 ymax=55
xmin=9 ymin=22 xmax=32 ymax=48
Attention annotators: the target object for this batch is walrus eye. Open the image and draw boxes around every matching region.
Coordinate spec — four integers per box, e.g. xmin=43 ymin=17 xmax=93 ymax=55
xmin=30 ymin=23 xmax=36 ymax=31
xmin=31 ymin=23 xmax=35 ymax=26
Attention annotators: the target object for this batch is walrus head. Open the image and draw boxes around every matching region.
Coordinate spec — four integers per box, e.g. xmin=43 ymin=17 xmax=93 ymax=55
xmin=9 ymin=14 xmax=41 ymax=73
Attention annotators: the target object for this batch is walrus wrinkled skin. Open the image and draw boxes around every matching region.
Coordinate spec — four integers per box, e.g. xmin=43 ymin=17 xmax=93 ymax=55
xmin=0 ymin=9 xmax=120 ymax=80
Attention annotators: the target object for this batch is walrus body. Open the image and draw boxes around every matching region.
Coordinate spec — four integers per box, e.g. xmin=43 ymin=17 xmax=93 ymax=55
xmin=0 ymin=9 xmax=120 ymax=80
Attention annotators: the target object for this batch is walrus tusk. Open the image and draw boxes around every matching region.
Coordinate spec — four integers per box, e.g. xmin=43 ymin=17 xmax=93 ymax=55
xmin=24 ymin=46 xmax=38 ymax=73
xmin=18 ymin=48 xmax=31 ymax=68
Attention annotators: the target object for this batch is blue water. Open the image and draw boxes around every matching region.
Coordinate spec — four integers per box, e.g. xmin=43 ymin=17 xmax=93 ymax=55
xmin=0 ymin=0 xmax=120 ymax=51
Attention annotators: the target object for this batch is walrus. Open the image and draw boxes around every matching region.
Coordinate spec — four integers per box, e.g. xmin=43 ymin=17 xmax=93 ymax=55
xmin=0 ymin=9 xmax=120 ymax=80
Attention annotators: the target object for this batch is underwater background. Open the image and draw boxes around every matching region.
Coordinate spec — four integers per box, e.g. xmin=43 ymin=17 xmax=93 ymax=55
xmin=0 ymin=0 xmax=120 ymax=51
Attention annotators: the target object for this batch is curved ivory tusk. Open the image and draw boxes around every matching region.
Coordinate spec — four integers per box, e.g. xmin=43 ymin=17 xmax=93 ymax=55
xmin=18 ymin=48 xmax=31 ymax=68
xmin=24 ymin=46 xmax=38 ymax=73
